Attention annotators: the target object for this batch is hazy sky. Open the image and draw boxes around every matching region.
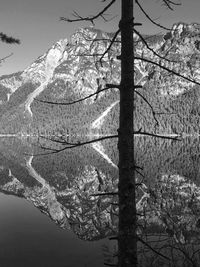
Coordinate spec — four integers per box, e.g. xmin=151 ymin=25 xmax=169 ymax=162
xmin=0 ymin=0 xmax=200 ymax=75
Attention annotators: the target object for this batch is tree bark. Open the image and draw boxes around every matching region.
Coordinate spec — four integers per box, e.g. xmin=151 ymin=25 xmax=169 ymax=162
xmin=118 ymin=0 xmax=136 ymax=266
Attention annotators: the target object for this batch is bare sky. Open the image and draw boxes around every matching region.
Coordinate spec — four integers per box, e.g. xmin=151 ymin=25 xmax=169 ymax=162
xmin=0 ymin=0 xmax=200 ymax=75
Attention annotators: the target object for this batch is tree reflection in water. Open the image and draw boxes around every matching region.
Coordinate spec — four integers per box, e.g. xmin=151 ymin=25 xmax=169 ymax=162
xmin=137 ymin=174 xmax=200 ymax=267
xmin=1 ymin=137 xmax=200 ymax=265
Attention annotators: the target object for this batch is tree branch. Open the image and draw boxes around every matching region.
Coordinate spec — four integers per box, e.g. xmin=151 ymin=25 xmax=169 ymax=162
xmin=134 ymin=129 xmax=181 ymax=140
xmin=99 ymin=29 xmax=121 ymax=65
xmin=33 ymin=129 xmax=180 ymax=157
xmin=60 ymin=0 xmax=116 ymax=25
xmin=0 ymin=53 xmax=14 ymax=63
xmin=135 ymin=90 xmax=159 ymax=127
xmin=135 ymin=56 xmax=200 ymax=86
xmin=28 ymin=134 xmax=118 ymax=156
xmin=137 ymin=236 xmax=171 ymax=261
xmin=162 ymin=0 xmax=181 ymax=11
xmin=133 ymin=28 xmax=178 ymax=63
xmin=36 ymin=85 xmax=119 ymax=105
xmin=135 ymin=0 xmax=171 ymax=31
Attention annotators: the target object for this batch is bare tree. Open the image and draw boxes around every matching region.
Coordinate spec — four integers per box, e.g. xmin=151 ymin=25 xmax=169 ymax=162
xmin=118 ymin=1 xmax=136 ymax=266
xmin=35 ymin=0 xmax=200 ymax=266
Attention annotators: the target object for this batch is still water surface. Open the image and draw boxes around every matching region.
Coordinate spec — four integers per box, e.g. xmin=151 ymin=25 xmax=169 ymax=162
xmin=0 ymin=193 xmax=111 ymax=267
xmin=0 ymin=136 xmax=118 ymax=267
xmin=1 ymin=136 xmax=200 ymax=266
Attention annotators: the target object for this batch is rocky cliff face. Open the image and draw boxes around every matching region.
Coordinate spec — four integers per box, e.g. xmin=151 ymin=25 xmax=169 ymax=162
xmin=0 ymin=23 xmax=200 ymax=135
xmin=0 ymin=136 xmax=119 ymax=241
xmin=135 ymin=22 xmax=200 ymax=93
xmin=1 ymin=136 xmax=200 ymax=243
xmin=0 ymin=27 xmax=120 ymax=135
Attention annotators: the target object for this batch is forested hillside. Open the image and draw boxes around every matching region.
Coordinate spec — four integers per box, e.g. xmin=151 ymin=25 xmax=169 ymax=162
xmin=0 ymin=24 xmax=200 ymax=135
xmin=135 ymin=83 xmax=200 ymax=135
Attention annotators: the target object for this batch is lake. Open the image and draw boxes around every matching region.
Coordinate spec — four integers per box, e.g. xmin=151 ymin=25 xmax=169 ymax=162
xmin=0 ymin=136 xmax=119 ymax=267
xmin=0 ymin=136 xmax=200 ymax=266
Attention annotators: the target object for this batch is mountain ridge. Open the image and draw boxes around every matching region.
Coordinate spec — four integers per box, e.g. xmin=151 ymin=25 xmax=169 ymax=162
xmin=0 ymin=23 xmax=200 ymax=135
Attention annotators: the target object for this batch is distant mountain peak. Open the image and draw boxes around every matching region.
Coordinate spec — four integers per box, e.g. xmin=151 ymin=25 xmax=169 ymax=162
xmin=166 ymin=22 xmax=200 ymax=41
xmin=1 ymin=25 xmax=200 ymax=135
xmin=22 ymin=38 xmax=69 ymax=84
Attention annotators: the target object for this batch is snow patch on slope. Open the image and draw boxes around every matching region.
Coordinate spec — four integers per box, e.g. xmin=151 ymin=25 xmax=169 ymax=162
xmin=91 ymin=100 xmax=119 ymax=129
xmin=0 ymin=76 xmax=22 ymax=94
xmin=24 ymin=39 xmax=68 ymax=115
xmin=26 ymin=156 xmax=68 ymax=225
xmin=92 ymin=142 xmax=117 ymax=168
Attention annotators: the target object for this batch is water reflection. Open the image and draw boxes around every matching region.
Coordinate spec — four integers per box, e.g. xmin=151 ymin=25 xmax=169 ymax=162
xmin=136 ymin=137 xmax=200 ymax=266
xmin=0 ymin=137 xmax=118 ymax=266
xmin=1 ymin=136 xmax=200 ymax=266
xmin=0 ymin=193 xmax=112 ymax=267
xmin=137 ymin=174 xmax=200 ymax=266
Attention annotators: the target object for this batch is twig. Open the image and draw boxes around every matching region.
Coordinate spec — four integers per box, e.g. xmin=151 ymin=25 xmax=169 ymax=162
xmin=135 ymin=0 xmax=171 ymax=31
xmin=135 ymin=90 xmax=159 ymax=127
xmin=134 ymin=130 xmax=181 ymax=140
xmin=36 ymin=85 xmax=117 ymax=105
xmin=137 ymin=236 xmax=171 ymax=261
xmin=27 ymin=134 xmax=118 ymax=156
xmin=60 ymin=0 xmax=116 ymax=25
xmin=0 ymin=53 xmax=14 ymax=63
xmin=162 ymin=0 xmax=181 ymax=10
xmin=99 ymin=29 xmax=121 ymax=65
xmin=133 ymin=28 xmax=178 ymax=63
xmin=135 ymin=56 xmax=200 ymax=86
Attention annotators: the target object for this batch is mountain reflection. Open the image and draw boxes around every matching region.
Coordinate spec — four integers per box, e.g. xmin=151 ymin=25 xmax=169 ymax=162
xmin=1 ymin=136 xmax=200 ymax=265
xmin=137 ymin=173 xmax=200 ymax=266
xmin=0 ymin=136 xmax=119 ymax=241
xmin=136 ymin=137 xmax=200 ymax=266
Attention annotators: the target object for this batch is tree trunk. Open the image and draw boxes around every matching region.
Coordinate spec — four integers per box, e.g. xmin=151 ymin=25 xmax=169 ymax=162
xmin=118 ymin=0 xmax=136 ymax=266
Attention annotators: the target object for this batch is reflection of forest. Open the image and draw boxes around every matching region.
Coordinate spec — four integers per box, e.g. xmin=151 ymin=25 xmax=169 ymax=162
xmin=0 ymin=137 xmax=119 ymax=241
xmin=0 ymin=137 xmax=200 ymax=265
xmin=135 ymin=137 xmax=200 ymax=266
xmin=135 ymin=137 xmax=200 ymax=185
xmin=137 ymin=173 xmax=200 ymax=267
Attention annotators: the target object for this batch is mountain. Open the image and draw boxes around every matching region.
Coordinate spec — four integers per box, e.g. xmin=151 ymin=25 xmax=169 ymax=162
xmin=0 ymin=134 xmax=200 ymax=244
xmin=0 ymin=27 xmax=120 ymax=135
xmin=1 ymin=23 xmax=200 ymax=135
xmin=0 ymin=137 xmax=118 ymax=241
